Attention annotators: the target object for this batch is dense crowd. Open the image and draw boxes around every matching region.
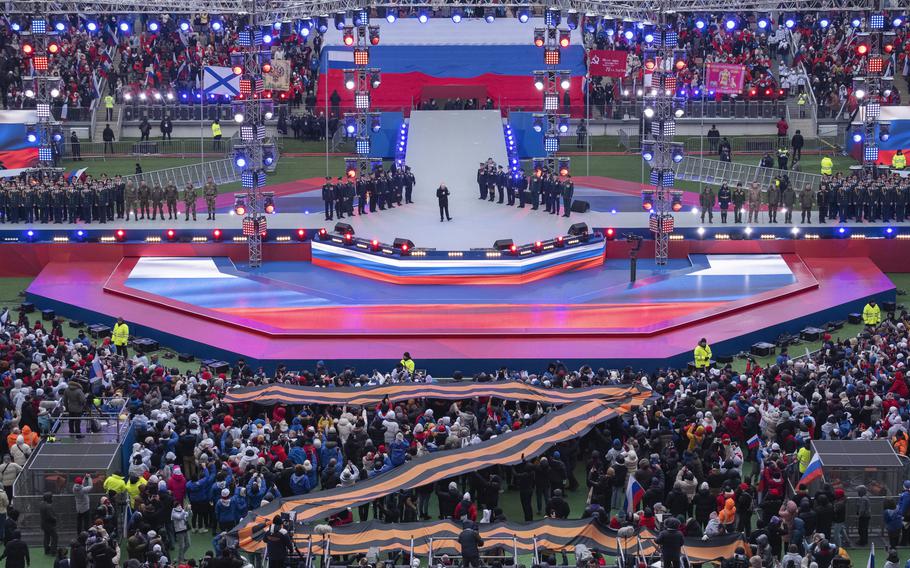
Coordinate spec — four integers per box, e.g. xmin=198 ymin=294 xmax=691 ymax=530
xmin=0 ymin=174 xmax=221 ymax=224
xmin=0 ymin=19 xmax=110 ymax=112
xmin=0 ymin=292 xmax=904 ymax=568
xmin=791 ymin=15 xmax=903 ymax=119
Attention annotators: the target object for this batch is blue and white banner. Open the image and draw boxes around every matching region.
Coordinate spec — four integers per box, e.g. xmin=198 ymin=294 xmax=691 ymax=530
xmin=203 ymin=66 xmax=240 ymax=97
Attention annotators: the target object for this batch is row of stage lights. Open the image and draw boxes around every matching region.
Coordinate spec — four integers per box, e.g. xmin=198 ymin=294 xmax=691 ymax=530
xmin=691 ymin=225 xmax=905 ymax=240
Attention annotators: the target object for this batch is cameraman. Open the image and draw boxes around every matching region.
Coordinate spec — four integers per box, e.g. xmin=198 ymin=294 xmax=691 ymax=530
xmin=265 ymin=515 xmax=294 ymax=568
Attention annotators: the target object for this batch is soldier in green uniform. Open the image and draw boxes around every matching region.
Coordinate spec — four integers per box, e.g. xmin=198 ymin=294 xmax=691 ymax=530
xmin=150 ymin=184 xmax=164 ymax=220
xmin=0 ymin=182 xmax=9 ymax=223
xmin=138 ymin=181 xmax=151 ymax=220
xmin=7 ymin=184 xmax=20 ymax=223
xmin=37 ymin=182 xmax=51 ymax=223
xmin=97 ymin=181 xmax=112 ymax=224
xmin=204 ymin=177 xmax=218 ymax=220
xmin=52 ymin=182 xmax=64 ymax=224
xmin=183 ymin=183 xmax=197 ymax=221
xmin=124 ymin=181 xmax=138 ymax=221
xmin=81 ymin=183 xmax=94 ymax=223
xmin=732 ymin=183 xmax=746 ymax=224
xmin=165 ymin=182 xmax=179 ymax=220
xmin=67 ymin=184 xmax=79 ymax=223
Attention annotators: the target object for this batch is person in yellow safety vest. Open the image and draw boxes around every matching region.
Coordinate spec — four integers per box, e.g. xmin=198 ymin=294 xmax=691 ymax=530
xmin=694 ymin=337 xmax=712 ymax=369
xmin=863 ymin=299 xmax=881 ymax=326
xmin=797 ymin=440 xmax=812 ymax=474
xmin=796 ymin=92 xmax=808 ymax=118
xmin=211 ymin=119 xmax=223 ymax=151
xmin=124 ymin=474 xmax=147 ymax=500
xmin=400 ymin=351 xmax=415 ymax=375
xmin=820 ymin=155 xmax=833 ymax=176
xmin=112 ymin=317 xmax=130 ymax=357
xmin=102 ymin=472 xmax=127 ymax=495
xmin=103 ymin=93 xmax=114 ymax=121
xmin=893 ymin=149 xmax=907 ymax=170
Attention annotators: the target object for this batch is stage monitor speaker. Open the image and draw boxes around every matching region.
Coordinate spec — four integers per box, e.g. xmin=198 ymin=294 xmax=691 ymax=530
xmin=87 ymin=324 xmax=112 ymax=338
xmin=570 ymin=200 xmax=590 ymax=213
xmin=334 ymin=222 xmax=354 ymax=235
xmin=493 ymin=239 xmax=514 ymax=251
xmin=19 ymin=302 xmax=34 ymax=313
xmin=883 ymin=300 xmax=897 ymax=312
xmin=750 ymin=342 xmax=776 ymax=357
xmin=393 ymin=238 xmax=415 ymax=250
xmin=847 ymin=313 xmax=863 ymax=324
xmin=568 ymin=222 xmax=589 ymax=236
xmin=715 ymin=354 xmax=734 ymax=364
xmin=178 ymin=353 xmax=195 ymax=362
xmin=41 ymin=309 xmax=55 ymax=321
xmin=800 ymin=327 xmax=825 ymax=341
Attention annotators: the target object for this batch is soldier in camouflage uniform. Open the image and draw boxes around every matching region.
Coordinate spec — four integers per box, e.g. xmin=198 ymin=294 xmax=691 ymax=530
xmin=150 ymin=184 xmax=164 ymax=220
xmin=138 ymin=181 xmax=151 ymax=220
xmin=165 ymin=181 xmax=179 ymax=220
xmin=183 ymin=183 xmax=197 ymax=221
xmin=124 ymin=181 xmax=138 ymax=221
xmin=204 ymin=176 xmax=218 ymax=220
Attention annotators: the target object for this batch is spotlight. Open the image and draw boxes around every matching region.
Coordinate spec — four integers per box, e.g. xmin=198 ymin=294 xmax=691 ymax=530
xmin=369 ymin=26 xmax=380 ymax=45
xmin=757 ymin=18 xmax=770 ymax=30
xmin=234 ymin=153 xmax=248 ymax=169
xmin=697 ymin=227 xmax=705 ymax=237
xmin=296 ymin=229 xmax=306 ymax=241
xmin=21 ymin=42 xmax=33 ymax=55
xmin=567 ymin=11 xmax=579 ymax=30
xmin=672 ymin=145 xmax=685 ymax=163
xmin=85 ymin=20 xmax=99 ymax=32
xmin=838 ymin=226 xmax=847 ymax=237
xmin=724 ymin=17 xmax=737 ymax=31
xmin=533 ymin=73 xmax=545 ymax=91
xmin=790 ymin=227 xmax=800 ymax=237
xmin=118 ymin=21 xmax=130 ymax=33
xmin=371 ymin=115 xmax=381 ymax=132
xmin=26 ymin=128 xmax=37 ymax=143
xmin=234 ymin=112 xmax=244 ymax=124
xmin=852 ymin=133 xmax=863 ymax=144
xmin=210 ymin=19 xmax=223 ymax=32
xmin=451 ymin=9 xmax=463 ymax=23
xmin=178 ymin=19 xmax=190 ymax=32
xmin=484 ymin=9 xmax=495 ymax=23
xmin=115 ymin=229 xmax=126 ymax=241
xmin=342 ymin=26 xmax=354 ymax=46
xmin=695 ymin=18 xmax=706 ymax=30
xmin=166 ymin=229 xmax=176 ymax=241
xmin=641 ymin=190 xmax=654 ymax=211
xmin=417 ymin=10 xmax=429 ymax=24
xmin=671 ymin=191 xmax=683 ymax=212
xmin=534 ymin=28 xmax=545 ymax=47
xmin=318 ymin=228 xmax=329 ymax=240
xmin=517 ymin=8 xmax=530 ymax=23
xmin=894 ymin=16 xmax=904 ymax=27
xmin=334 ymin=12 xmax=346 ymax=30
xmin=856 ymin=43 xmax=869 ymax=56
xmin=559 ymin=30 xmax=571 ymax=47
xmin=262 ymin=33 xmax=273 ymax=44
xmin=560 ymin=75 xmax=571 ymax=90
xmin=819 ymin=18 xmax=829 ymax=28
xmin=744 ymin=227 xmax=753 ymax=237
xmin=559 ymin=117 xmax=570 ymax=133
xmin=852 ymin=17 xmax=862 ymax=27
xmin=344 ymin=70 xmax=355 ymax=90
xmin=264 ymin=195 xmax=275 ymax=214
xmin=233 ymin=195 xmax=247 ymax=215
xmin=641 ymin=142 xmax=654 ymax=161
xmin=886 ymin=227 xmax=895 ymax=237
xmin=370 ymin=70 xmax=381 ymax=88
xmin=643 ymin=106 xmax=655 ymax=118
xmin=784 ymin=17 xmax=795 ymax=29
xmin=213 ymin=229 xmax=222 ymax=241
xmin=316 ymin=16 xmax=329 ymax=34
xmin=532 ymin=115 xmax=544 ymax=133
xmin=147 ymin=20 xmax=159 ymax=32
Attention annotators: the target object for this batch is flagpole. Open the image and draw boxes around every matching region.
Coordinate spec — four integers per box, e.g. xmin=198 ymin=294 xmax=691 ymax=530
xmin=200 ymin=67 xmax=205 ymax=171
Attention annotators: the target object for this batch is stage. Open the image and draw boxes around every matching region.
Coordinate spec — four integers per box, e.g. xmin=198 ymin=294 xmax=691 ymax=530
xmin=26 ymin=251 xmax=896 ymax=372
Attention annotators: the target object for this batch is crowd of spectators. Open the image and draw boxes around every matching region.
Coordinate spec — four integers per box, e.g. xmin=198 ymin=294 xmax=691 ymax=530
xmin=0 ymin=18 xmax=110 ymax=113
xmin=0 ymin=296 xmax=904 ymax=568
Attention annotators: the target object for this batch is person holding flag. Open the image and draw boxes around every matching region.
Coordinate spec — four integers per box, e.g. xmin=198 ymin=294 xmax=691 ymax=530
xmin=796 ymin=451 xmax=824 ymax=488
xmin=624 ymin=474 xmax=644 ymax=517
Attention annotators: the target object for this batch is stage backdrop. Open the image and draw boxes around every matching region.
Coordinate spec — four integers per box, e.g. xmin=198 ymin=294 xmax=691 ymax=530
xmin=318 ymin=44 xmax=587 ymax=115
xmin=851 ymin=106 xmax=910 ymax=165
xmin=0 ymin=110 xmax=39 ymax=173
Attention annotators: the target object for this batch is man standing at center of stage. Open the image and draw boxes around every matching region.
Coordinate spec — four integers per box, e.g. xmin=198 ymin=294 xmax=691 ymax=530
xmin=356 ymin=174 xmax=368 ymax=215
xmin=124 ymin=181 xmax=137 ymax=221
xmin=529 ymin=172 xmax=540 ymax=210
xmin=97 ymin=179 xmax=111 ymax=224
xmin=517 ymin=170 xmax=529 ymax=208
xmin=151 ymin=183 xmax=165 ymax=221
xmin=437 ymin=183 xmax=452 ymax=222
xmin=322 ymin=177 xmax=334 ymax=221
xmin=477 ymin=163 xmax=487 ymax=200
xmin=404 ymin=166 xmax=415 ymax=204
xmin=183 ymin=183 xmax=197 ymax=221
xmin=496 ymin=165 xmax=506 ymax=204
xmin=562 ymin=175 xmax=574 ymax=217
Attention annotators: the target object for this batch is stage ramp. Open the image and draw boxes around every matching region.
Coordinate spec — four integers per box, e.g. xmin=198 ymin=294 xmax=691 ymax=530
xmin=405 ymin=109 xmax=509 ymax=218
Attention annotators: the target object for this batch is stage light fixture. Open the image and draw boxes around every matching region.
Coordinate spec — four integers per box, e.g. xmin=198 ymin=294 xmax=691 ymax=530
xmin=544 ymin=94 xmax=559 ymax=110
xmin=643 ymin=106 xmax=655 ymax=119
xmin=261 ymin=62 xmax=272 ymax=73
xmin=234 ymin=112 xmax=245 ymax=124
xmin=210 ymin=19 xmax=223 ymax=32
xmin=641 ymin=142 xmax=654 ymax=162
xmin=518 ymin=8 xmax=530 ymax=23
xmin=115 ymin=229 xmax=126 ymax=242
xmin=559 ymin=30 xmax=571 ymax=47
xmin=263 ymin=33 xmax=273 ymax=44
xmin=31 ymin=19 xmax=46 ymax=34
xmin=264 ymin=194 xmax=276 ymax=214
xmin=296 ymin=229 xmax=306 ymax=241
xmin=560 ymin=73 xmax=571 ymax=90
xmin=451 ymin=8 xmax=463 ymax=23
xmin=852 ymin=132 xmax=863 ymax=143
xmin=852 ymin=17 xmax=862 ymax=27
xmin=567 ymin=11 xmax=579 ymax=30
xmin=870 ymin=13 xmax=885 ymax=29
xmin=757 ymin=18 xmax=770 ymax=31
xmin=315 ymin=16 xmax=329 ymax=33
xmin=369 ymin=26 xmax=380 ymax=45
xmin=819 ymin=18 xmax=829 ymax=28
xmin=644 ymin=29 xmax=655 ymax=43
xmin=10 ymin=19 xmax=21 ymax=32
xmin=335 ymin=12 xmax=348 ymax=31
xmin=353 ymin=9 xmax=368 ymax=27
xmin=544 ymin=135 xmax=559 ymax=153
xmin=641 ymin=191 xmax=654 ymax=211
xmin=342 ymin=26 xmax=355 ymax=46
xmin=165 ymin=229 xmax=176 ymax=241
xmin=353 ymin=48 xmax=369 ymax=66
xmin=25 ymin=127 xmax=37 ymax=144
xmin=484 ymin=8 xmax=495 ymax=23
xmin=21 ymin=42 xmax=33 ymax=55
xmin=864 ymin=145 xmax=879 ymax=162
xmin=371 ymin=115 xmax=381 ymax=132
xmin=234 ymin=152 xmax=248 ymax=169
xmin=558 ymin=116 xmax=570 ymax=133
xmin=671 ymin=144 xmax=685 ymax=163
xmin=370 ymin=70 xmax=381 ymax=88
xmin=213 ymin=229 xmax=223 ymax=241
xmin=24 ymin=88 xmax=35 ymax=98
xmin=178 ymin=19 xmax=190 ymax=32
xmin=147 ymin=20 xmax=160 ymax=32
xmin=545 ymin=7 xmax=561 ymax=27
xmin=694 ymin=17 xmax=706 ymax=30
xmin=533 ymin=72 xmax=545 ymax=90
xmin=544 ymin=49 xmax=560 ymax=65
xmin=724 ymin=16 xmax=737 ymax=31
xmin=417 ymin=10 xmax=429 ymax=24
xmin=356 ymin=139 xmax=370 ymax=155
xmin=355 ymin=93 xmax=370 ymax=110
xmin=233 ymin=195 xmax=247 ymax=215
xmin=558 ymin=158 xmax=570 ymax=176
xmin=534 ymin=28 xmax=545 ymax=47
xmin=856 ymin=42 xmax=869 ymax=56
xmin=784 ymin=16 xmax=795 ymax=29
xmin=671 ymin=191 xmax=683 ymax=212
xmin=344 ymin=116 xmax=356 ymax=135
xmin=343 ymin=70 xmax=355 ymax=90
xmin=532 ymin=115 xmax=544 ymax=132
xmin=880 ymin=122 xmax=891 ymax=141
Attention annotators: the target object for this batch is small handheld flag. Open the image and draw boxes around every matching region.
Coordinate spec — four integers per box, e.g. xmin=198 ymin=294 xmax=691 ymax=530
xmin=624 ymin=475 xmax=645 ymax=516
xmin=747 ymin=434 xmax=761 ymax=450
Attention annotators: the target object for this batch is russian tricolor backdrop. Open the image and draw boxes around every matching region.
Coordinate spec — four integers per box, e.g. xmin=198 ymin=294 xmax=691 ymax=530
xmin=315 ymin=18 xmax=587 ymax=115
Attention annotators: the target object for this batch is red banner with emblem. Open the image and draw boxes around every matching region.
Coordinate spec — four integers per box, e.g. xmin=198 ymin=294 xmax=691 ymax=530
xmin=587 ymin=50 xmax=628 ymax=77
xmin=704 ymin=63 xmax=747 ymax=95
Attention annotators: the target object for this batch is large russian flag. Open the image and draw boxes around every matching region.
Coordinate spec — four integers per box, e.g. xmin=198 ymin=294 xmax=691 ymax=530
xmin=318 ymin=44 xmax=587 ymax=115
xmin=625 ymin=475 xmax=645 ymax=515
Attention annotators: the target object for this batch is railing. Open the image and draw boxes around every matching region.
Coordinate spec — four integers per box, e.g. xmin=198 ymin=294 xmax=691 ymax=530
xmin=680 ymin=135 xmax=835 ymax=155
xmin=124 ymin=158 xmax=239 ymax=189
xmin=59 ymin=138 xmax=233 ymax=159
xmin=532 ymin=99 xmax=788 ymax=121
xmin=618 ymin=128 xmax=632 ymax=151
xmin=674 ymin=156 xmax=825 ymax=190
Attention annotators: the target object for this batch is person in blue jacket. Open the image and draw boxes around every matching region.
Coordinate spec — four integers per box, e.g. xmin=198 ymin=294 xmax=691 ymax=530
xmin=214 ymin=488 xmax=240 ymax=532
xmin=187 ymin=464 xmax=214 ymax=533
xmin=290 ymin=464 xmax=311 ymax=495
xmin=389 ymin=433 xmax=409 ymax=467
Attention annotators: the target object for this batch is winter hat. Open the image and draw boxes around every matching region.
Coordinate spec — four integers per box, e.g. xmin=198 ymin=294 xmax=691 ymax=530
xmin=221 ymin=488 xmax=230 ymax=498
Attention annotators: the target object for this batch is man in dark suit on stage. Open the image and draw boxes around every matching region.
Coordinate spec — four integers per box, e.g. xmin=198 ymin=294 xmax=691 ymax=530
xmin=437 ymin=184 xmax=452 ymax=222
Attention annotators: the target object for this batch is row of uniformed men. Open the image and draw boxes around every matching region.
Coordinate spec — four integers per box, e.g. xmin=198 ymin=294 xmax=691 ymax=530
xmin=477 ymin=164 xmax=576 ymax=215
xmin=0 ymin=177 xmax=221 ymax=223
xmin=321 ymin=168 xmax=416 ymax=221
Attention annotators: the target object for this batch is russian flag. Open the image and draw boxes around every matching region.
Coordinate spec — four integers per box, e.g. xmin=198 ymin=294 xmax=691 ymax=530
xmin=797 ymin=452 xmax=824 ymax=487
xmin=868 ymin=542 xmax=875 ymax=568
xmin=625 ymin=476 xmax=645 ymax=516
xmin=747 ymin=434 xmax=761 ymax=450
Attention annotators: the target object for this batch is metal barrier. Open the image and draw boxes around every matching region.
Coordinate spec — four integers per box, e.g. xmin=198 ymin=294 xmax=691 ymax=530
xmin=618 ymin=128 xmax=632 ymax=151
xmin=60 ymin=138 xmax=232 ymax=159
xmin=681 ymin=135 xmax=836 ymax=155
xmin=674 ymin=156 xmax=824 ymax=190
xmin=124 ymin=158 xmax=239 ymax=189
xmin=581 ymin=99 xmax=787 ymax=121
